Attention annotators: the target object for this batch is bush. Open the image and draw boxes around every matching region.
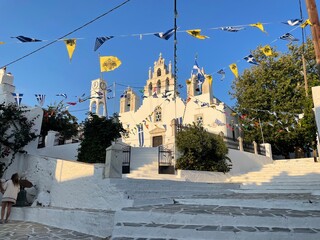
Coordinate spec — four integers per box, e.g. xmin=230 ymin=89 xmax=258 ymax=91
xmin=77 ymin=113 xmax=124 ymax=163
xmin=175 ymin=124 xmax=231 ymax=173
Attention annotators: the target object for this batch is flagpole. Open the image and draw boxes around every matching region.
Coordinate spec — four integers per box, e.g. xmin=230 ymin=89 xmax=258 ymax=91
xmin=113 ymin=81 xmax=116 ymax=115
xmin=98 ymin=53 xmax=108 ymax=118
xmin=173 ymin=0 xmax=178 ymax=162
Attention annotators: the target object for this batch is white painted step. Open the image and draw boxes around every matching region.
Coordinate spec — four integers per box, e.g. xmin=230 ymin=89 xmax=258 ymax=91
xmin=112 ymin=206 xmax=320 ymax=240
xmin=240 ymin=184 xmax=320 ymax=190
xmin=11 ymin=206 xmax=115 ymax=238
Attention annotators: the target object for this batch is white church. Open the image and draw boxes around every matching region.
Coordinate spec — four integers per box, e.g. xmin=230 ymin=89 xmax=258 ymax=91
xmin=89 ymin=54 xmax=240 ymax=149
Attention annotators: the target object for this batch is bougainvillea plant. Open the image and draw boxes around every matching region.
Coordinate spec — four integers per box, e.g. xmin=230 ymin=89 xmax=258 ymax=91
xmin=0 ymin=103 xmax=38 ymax=176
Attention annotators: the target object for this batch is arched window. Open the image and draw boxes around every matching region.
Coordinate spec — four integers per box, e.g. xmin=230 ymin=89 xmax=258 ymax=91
xmin=98 ymin=103 xmax=104 ymax=116
xmin=154 ymin=106 xmax=162 ymax=122
xmin=91 ymin=102 xmax=97 ymax=113
xmin=148 ymin=83 xmax=153 ymax=96
xmin=165 ymin=78 xmax=170 ymax=91
xmin=157 ymin=80 xmax=161 ymax=94
xmin=157 ymin=68 xmax=161 ymax=77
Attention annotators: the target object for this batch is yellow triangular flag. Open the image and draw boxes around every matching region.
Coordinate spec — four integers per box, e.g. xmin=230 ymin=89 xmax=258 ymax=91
xmin=300 ymin=19 xmax=312 ymax=28
xmin=206 ymin=75 xmax=213 ymax=86
xmin=229 ymin=63 xmax=239 ymax=78
xmin=64 ymin=39 xmax=76 ymax=61
xmin=260 ymin=45 xmax=273 ymax=56
xmin=186 ymin=29 xmax=209 ymax=39
xmin=250 ymin=22 xmax=266 ymax=33
xmin=100 ymin=56 xmax=122 ymax=72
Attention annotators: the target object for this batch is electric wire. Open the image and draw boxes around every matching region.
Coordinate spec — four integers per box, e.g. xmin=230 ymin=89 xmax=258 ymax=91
xmin=0 ymin=0 xmax=131 ymax=69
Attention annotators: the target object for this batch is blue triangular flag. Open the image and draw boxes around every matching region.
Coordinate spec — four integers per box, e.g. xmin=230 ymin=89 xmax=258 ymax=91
xmin=154 ymin=28 xmax=175 ymax=40
xmin=220 ymin=26 xmax=245 ymax=32
xmin=244 ymin=54 xmax=259 ymax=65
xmin=282 ymin=19 xmax=303 ymax=26
xmin=12 ymin=35 xmax=42 ymax=42
xmin=35 ymin=94 xmax=46 ymax=107
xmin=217 ymin=69 xmax=226 ymax=80
xmin=56 ymin=93 xmax=67 ymax=98
xmin=12 ymin=93 xmax=23 ymax=106
xmin=94 ymin=36 xmax=114 ymax=51
xmin=279 ymin=33 xmax=299 ymax=41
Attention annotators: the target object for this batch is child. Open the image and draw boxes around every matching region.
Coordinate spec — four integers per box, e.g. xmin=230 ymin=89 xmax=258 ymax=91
xmin=1 ymin=173 xmax=20 ymax=224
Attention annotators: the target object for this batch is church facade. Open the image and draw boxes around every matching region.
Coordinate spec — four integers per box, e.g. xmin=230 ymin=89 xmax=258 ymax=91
xmin=116 ymin=54 xmax=240 ymax=149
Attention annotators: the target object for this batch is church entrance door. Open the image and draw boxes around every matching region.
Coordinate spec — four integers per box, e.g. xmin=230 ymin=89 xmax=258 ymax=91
xmin=152 ymin=136 xmax=163 ymax=147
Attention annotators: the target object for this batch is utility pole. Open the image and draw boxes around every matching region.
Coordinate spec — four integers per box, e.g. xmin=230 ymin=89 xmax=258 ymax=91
xmin=173 ymin=0 xmax=178 ymax=163
xmin=306 ymin=0 xmax=320 ymax=162
xmin=305 ymin=0 xmax=320 ymax=76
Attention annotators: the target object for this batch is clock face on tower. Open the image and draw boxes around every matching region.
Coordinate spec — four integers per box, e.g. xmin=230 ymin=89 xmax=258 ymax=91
xmin=93 ymin=81 xmax=98 ymax=89
xmin=100 ymin=82 xmax=106 ymax=90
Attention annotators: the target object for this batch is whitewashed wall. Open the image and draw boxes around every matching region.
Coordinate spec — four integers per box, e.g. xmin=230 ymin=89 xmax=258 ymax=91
xmin=3 ymin=153 xmax=132 ymax=211
xmin=177 ymin=149 xmax=273 ymax=182
xmin=36 ymin=142 xmax=80 ymax=161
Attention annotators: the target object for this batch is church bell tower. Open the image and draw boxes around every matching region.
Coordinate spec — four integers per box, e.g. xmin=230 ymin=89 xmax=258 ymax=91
xmin=89 ymin=78 xmax=107 ymax=117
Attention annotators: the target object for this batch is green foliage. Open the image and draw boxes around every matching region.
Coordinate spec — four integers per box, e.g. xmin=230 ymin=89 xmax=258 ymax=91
xmin=175 ymin=124 xmax=231 ymax=173
xmin=231 ymin=39 xmax=318 ymax=157
xmin=41 ymin=101 xmax=78 ymax=142
xmin=0 ymin=103 xmax=38 ymax=176
xmin=77 ymin=113 xmax=124 ymax=163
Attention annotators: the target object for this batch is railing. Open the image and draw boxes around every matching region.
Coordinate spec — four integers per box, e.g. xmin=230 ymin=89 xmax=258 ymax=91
xmin=243 ymin=143 xmax=255 ymax=154
xmin=258 ymin=144 xmax=266 ymax=156
xmin=223 ymin=137 xmax=239 ymax=150
xmin=158 ymin=146 xmax=173 ymax=166
xmin=158 ymin=145 xmax=175 ymax=174
xmin=122 ymin=145 xmax=131 ymax=174
xmin=222 ymin=136 xmax=266 ymax=156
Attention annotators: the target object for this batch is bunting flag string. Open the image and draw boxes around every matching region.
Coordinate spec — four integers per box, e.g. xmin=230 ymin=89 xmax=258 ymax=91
xmin=11 ymin=93 xmax=23 ymax=107
xmin=1 ymin=16 xmax=312 ymax=85
xmin=35 ymin=94 xmax=46 ymax=107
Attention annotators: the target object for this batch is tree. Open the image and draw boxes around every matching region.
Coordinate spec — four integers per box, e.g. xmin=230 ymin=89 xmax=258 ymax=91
xmin=0 ymin=103 xmax=38 ymax=176
xmin=175 ymin=124 xmax=231 ymax=173
xmin=77 ymin=113 xmax=124 ymax=163
xmin=40 ymin=101 xmax=78 ymax=144
xmin=231 ymin=39 xmax=319 ymax=158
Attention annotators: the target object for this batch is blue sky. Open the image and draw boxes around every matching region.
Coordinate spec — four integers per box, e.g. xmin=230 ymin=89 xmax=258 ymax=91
xmin=0 ymin=0 xmax=317 ymax=122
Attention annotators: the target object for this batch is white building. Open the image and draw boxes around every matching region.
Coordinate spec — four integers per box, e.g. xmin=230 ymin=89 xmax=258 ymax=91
xmin=0 ymin=67 xmax=43 ymax=156
xmin=117 ymin=54 xmax=240 ymax=148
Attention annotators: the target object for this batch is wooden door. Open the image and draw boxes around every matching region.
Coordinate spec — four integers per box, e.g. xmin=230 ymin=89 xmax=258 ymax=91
xmin=152 ymin=136 xmax=163 ymax=147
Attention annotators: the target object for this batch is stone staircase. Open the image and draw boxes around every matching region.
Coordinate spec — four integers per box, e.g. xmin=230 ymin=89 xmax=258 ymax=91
xmin=110 ymin=178 xmax=240 ymax=206
xmin=110 ymin=158 xmax=320 ymax=239
xmin=228 ymin=158 xmax=320 ymax=192
xmin=124 ymin=147 xmax=178 ymax=180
